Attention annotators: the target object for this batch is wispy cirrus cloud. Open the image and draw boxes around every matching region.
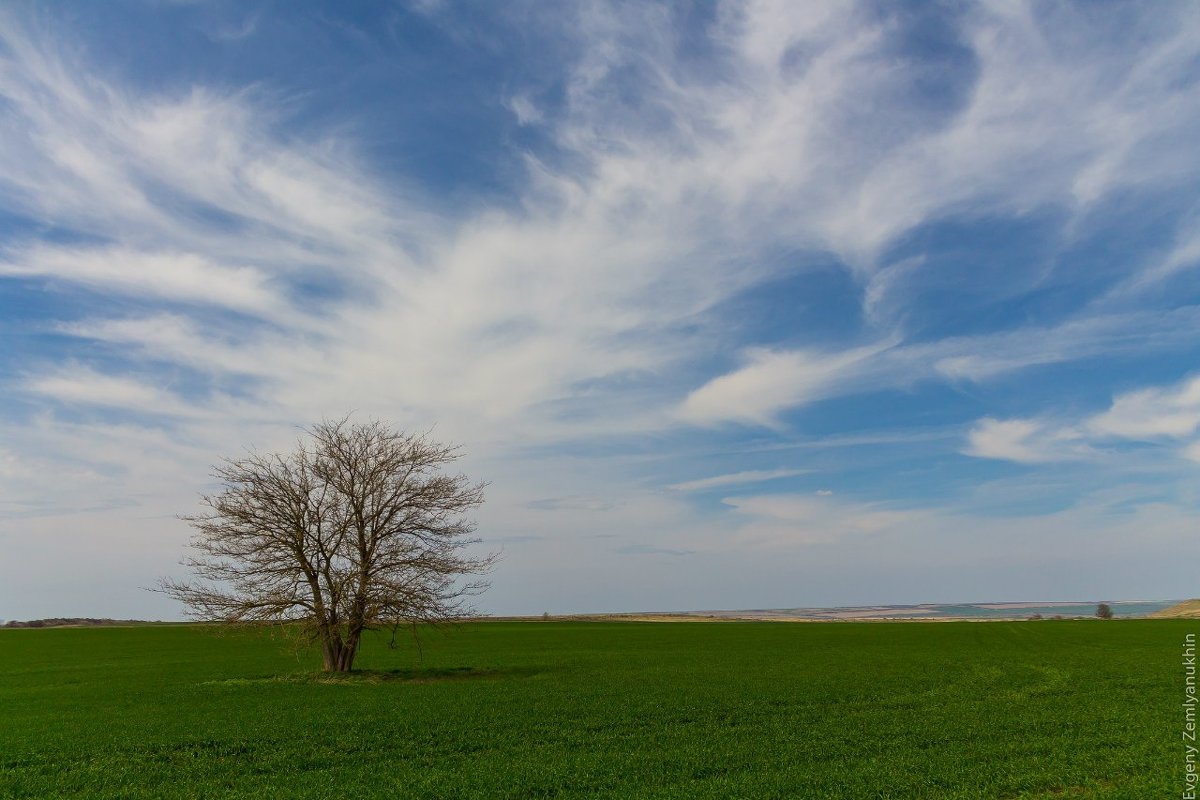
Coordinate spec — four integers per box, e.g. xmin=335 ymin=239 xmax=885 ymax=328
xmin=723 ymin=492 xmax=928 ymax=548
xmin=1 ymin=246 xmax=286 ymax=317
xmin=678 ymin=343 xmax=891 ymax=426
xmin=965 ymin=374 xmax=1200 ymax=465
xmin=964 ymin=418 xmax=1089 ymax=465
xmin=667 ymin=469 xmax=809 ymax=493
xmin=25 ymin=367 xmax=198 ymax=417
xmin=2 ymin=2 xmax=1200 ymax=617
xmin=677 ymin=306 xmax=1200 ymax=427
xmin=1089 ymin=376 xmax=1200 ymax=440
xmin=6 ymin=2 xmax=1199 ymax=439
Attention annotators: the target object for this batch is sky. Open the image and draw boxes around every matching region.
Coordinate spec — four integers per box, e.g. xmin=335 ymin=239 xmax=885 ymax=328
xmin=2 ymin=1 xmax=1200 ymax=620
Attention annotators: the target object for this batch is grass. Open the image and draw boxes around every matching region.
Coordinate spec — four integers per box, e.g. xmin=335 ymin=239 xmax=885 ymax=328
xmin=0 ymin=619 xmax=1190 ymax=798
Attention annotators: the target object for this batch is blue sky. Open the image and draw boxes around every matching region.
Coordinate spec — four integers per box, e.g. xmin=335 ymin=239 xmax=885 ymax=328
xmin=2 ymin=1 xmax=1200 ymax=619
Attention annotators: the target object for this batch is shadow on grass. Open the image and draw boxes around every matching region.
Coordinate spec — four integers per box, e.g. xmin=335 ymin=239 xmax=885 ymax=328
xmin=203 ymin=665 xmax=542 ymax=686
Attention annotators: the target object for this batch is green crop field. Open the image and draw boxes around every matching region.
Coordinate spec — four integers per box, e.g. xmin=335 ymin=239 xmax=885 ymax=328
xmin=0 ymin=620 xmax=1191 ymax=799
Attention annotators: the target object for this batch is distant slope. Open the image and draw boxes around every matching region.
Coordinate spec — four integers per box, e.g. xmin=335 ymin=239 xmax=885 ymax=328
xmin=2 ymin=618 xmax=165 ymax=628
xmin=1149 ymin=600 xmax=1200 ymax=618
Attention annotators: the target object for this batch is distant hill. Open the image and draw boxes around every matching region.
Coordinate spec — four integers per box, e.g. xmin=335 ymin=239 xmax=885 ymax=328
xmin=1149 ymin=599 xmax=1200 ymax=618
xmin=2 ymin=618 xmax=163 ymax=628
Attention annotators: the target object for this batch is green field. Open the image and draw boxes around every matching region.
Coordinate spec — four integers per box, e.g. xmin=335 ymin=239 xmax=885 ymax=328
xmin=0 ymin=620 xmax=1190 ymax=799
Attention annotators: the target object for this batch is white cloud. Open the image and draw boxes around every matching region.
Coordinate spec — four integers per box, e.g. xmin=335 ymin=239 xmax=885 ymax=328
xmin=679 ymin=343 xmax=889 ymax=426
xmin=0 ymin=448 xmax=27 ymax=479
xmin=1154 ymin=225 xmax=1200 ymax=283
xmin=676 ymin=305 xmax=1200 ymax=427
xmin=965 ymin=375 xmax=1200 ymax=464
xmin=2 ymin=3 xmax=1200 ymax=616
xmin=667 ymin=469 xmax=807 ymax=492
xmin=526 ymin=496 xmax=613 ymax=512
xmin=722 ymin=492 xmax=929 ymax=547
xmin=929 ymin=308 xmax=1200 ymax=382
xmin=964 ymin=418 xmax=1087 ymax=464
xmin=5 ymin=2 xmax=1198 ymax=443
xmin=1 ymin=246 xmax=285 ymax=317
xmin=506 ymin=95 xmax=543 ymax=126
xmin=687 ymin=290 xmax=1200 ymax=432
xmin=1088 ymin=376 xmax=1200 ymax=440
xmin=58 ymin=315 xmax=301 ymax=380
xmin=862 ymin=256 xmax=924 ymax=327
xmin=25 ymin=368 xmax=198 ymax=417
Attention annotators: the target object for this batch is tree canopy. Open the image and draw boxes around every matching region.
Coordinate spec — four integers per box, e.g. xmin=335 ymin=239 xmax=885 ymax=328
xmin=161 ymin=418 xmax=493 ymax=672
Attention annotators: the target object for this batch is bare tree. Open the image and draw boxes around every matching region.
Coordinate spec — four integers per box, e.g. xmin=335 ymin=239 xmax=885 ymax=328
xmin=160 ymin=418 xmax=494 ymax=672
xmin=1096 ymin=603 xmax=1113 ymax=620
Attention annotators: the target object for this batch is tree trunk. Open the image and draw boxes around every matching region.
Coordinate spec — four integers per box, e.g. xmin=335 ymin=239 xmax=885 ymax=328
xmin=319 ymin=628 xmax=361 ymax=673
xmin=321 ymin=639 xmax=339 ymax=672
xmin=338 ymin=629 xmax=360 ymax=672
